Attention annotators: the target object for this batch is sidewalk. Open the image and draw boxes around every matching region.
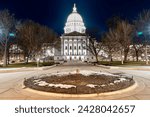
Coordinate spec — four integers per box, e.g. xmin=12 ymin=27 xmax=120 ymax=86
xmin=110 ymin=66 xmax=150 ymax=71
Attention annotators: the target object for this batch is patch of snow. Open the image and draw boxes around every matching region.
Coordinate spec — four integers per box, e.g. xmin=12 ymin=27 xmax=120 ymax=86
xmin=33 ymin=79 xmax=76 ymax=89
xmin=100 ymin=84 xmax=106 ymax=87
xmin=109 ymin=83 xmax=114 ymax=86
xmin=79 ymin=70 xmax=118 ymax=76
xmin=86 ymin=84 xmax=98 ymax=88
xmin=114 ymin=78 xmax=127 ymax=83
xmin=119 ymin=78 xmax=127 ymax=82
xmin=45 ymin=70 xmax=119 ymax=77
xmin=0 ymin=68 xmax=21 ymax=70
xmin=48 ymin=84 xmax=76 ymax=89
xmin=37 ymin=81 xmax=49 ymax=86
xmin=33 ymin=80 xmax=40 ymax=82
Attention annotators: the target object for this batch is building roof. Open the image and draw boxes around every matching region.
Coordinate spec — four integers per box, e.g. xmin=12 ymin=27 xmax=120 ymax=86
xmin=63 ymin=31 xmax=87 ymax=36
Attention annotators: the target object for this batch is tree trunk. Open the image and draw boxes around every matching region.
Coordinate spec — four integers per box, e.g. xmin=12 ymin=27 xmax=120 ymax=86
xmin=135 ymin=50 xmax=139 ymax=62
xmin=95 ymin=54 xmax=99 ymax=63
xmin=3 ymin=39 xmax=8 ymax=67
xmin=7 ymin=46 xmax=10 ymax=65
xmin=124 ymin=48 xmax=129 ymax=62
xmin=121 ymin=50 xmax=124 ymax=64
xmin=26 ymin=57 xmax=29 ymax=64
xmin=145 ymin=45 xmax=149 ymax=65
xmin=110 ymin=54 xmax=113 ymax=62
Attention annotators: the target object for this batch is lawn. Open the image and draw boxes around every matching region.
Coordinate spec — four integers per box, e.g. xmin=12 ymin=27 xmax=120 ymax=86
xmin=99 ymin=61 xmax=150 ymax=66
xmin=0 ymin=62 xmax=55 ymax=68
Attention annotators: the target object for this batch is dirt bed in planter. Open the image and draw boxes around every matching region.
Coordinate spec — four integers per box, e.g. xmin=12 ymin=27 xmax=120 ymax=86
xmin=24 ymin=74 xmax=135 ymax=94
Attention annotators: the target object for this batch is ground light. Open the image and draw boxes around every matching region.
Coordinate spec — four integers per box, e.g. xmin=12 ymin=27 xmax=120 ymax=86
xmin=37 ymin=58 xmax=40 ymax=67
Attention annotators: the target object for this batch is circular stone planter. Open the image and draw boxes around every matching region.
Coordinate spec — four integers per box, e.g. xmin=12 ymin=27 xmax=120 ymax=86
xmin=24 ymin=70 xmax=135 ymax=94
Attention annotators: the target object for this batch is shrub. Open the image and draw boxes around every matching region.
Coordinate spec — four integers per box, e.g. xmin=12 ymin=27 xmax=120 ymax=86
xmin=42 ymin=62 xmax=54 ymax=66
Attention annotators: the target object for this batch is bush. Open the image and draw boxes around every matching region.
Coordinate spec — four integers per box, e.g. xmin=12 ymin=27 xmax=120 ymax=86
xmin=42 ymin=62 xmax=55 ymax=66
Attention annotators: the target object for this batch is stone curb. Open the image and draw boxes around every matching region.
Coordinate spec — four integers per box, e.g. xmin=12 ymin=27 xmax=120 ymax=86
xmin=37 ymin=64 xmax=57 ymax=70
xmin=23 ymin=81 xmax=138 ymax=98
xmin=110 ymin=66 xmax=150 ymax=71
xmin=96 ymin=64 xmax=110 ymax=69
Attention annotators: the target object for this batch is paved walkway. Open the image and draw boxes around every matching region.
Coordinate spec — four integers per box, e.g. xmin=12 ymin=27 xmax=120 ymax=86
xmin=0 ymin=63 xmax=150 ymax=100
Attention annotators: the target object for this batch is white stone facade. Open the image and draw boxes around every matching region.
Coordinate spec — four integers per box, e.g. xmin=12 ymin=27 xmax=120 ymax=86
xmin=60 ymin=35 xmax=91 ymax=61
xmin=59 ymin=4 xmax=95 ymax=62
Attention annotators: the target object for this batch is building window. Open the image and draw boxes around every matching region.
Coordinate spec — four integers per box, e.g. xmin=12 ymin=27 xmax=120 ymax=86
xmin=70 ymin=46 xmax=72 ymax=49
xmin=65 ymin=46 xmax=67 ymax=50
xmin=74 ymin=46 xmax=76 ymax=49
xmin=79 ymin=46 xmax=81 ymax=49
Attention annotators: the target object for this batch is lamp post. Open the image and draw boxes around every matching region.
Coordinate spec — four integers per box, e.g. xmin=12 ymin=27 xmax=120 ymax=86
xmin=37 ymin=58 xmax=40 ymax=67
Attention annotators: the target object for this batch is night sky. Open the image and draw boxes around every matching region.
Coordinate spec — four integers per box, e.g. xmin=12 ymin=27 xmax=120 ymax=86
xmin=0 ymin=0 xmax=150 ymax=35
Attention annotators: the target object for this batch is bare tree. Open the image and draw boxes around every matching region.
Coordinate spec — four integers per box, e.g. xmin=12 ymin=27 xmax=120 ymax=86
xmin=17 ymin=20 xmax=42 ymax=63
xmin=115 ymin=20 xmax=134 ymax=62
xmin=132 ymin=35 xmax=144 ymax=61
xmin=17 ymin=20 xmax=58 ymax=63
xmin=0 ymin=9 xmax=16 ymax=67
xmin=106 ymin=16 xmax=122 ymax=29
xmin=134 ymin=10 xmax=150 ymax=64
xmin=84 ymin=38 xmax=103 ymax=63
xmin=102 ymin=29 xmax=118 ymax=62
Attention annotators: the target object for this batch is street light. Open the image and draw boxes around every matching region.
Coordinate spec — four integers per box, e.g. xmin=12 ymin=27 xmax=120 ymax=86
xmin=137 ymin=31 xmax=143 ymax=36
xmin=37 ymin=58 xmax=40 ymax=67
xmin=9 ymin=33 xmax=15 ymax=37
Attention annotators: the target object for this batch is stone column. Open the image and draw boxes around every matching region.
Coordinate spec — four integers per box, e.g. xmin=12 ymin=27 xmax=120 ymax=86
xmin=72 ymin=38 xmax=74 ymax=56
xmin=68 ymin=38 xmax=69 ymax=56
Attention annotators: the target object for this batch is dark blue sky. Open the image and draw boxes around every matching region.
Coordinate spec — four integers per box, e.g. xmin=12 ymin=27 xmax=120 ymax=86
xmin=0 ymin=0 xmax=150 ymax=35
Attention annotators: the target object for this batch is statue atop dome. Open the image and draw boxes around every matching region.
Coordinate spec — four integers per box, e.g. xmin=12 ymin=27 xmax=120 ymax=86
xmin=73 ymin=3 xmax=77 ymax=12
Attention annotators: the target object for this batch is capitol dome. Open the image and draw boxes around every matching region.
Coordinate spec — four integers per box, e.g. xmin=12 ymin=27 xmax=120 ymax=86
xmin=64 ymin=4 xmax=86 ymax=34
